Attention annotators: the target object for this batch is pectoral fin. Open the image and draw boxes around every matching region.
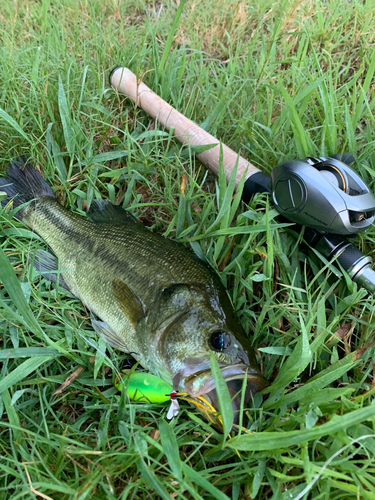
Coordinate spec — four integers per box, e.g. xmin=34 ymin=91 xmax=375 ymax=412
xmin=91 ymin=318 xmax=129 ymax=352
xmin=112 ymin=279 xmax=144 ymax=327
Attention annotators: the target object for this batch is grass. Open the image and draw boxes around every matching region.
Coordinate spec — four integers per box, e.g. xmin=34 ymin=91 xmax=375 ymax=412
xmin=1 ymin=0 xmax=375 ymax=498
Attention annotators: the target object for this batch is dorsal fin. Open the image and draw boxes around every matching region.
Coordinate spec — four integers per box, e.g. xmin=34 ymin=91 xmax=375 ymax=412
xmin=87 ymin=200 xmax=138 ymax=224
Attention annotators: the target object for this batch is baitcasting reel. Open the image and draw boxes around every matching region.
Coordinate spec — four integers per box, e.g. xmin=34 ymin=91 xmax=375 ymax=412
xmin=243 ymin=154 xmax=375 ymax=294
xmin=271 ymin=156 xmax=375 ymax=236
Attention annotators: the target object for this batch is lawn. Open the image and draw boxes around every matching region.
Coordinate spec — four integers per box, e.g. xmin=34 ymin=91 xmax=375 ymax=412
xmin=1 ymin=0 xmax=375 ymax=499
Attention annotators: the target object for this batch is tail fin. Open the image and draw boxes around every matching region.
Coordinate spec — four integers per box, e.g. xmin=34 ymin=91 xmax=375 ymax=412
xmin=0 ymin=157 xmax=55 ymax=219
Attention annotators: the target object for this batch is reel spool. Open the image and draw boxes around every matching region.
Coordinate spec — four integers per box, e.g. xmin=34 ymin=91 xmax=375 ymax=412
xmin=271 ymin=156 xmax=375 ymax=235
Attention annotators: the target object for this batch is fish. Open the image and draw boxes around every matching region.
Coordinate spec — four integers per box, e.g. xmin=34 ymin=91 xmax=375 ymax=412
xmin=0 ymin=157 xmax=267 ymax=420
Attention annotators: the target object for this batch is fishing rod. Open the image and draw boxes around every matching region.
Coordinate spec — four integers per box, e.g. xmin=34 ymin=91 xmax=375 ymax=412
xmin=109 ymin=66 xmax=375 ymax=294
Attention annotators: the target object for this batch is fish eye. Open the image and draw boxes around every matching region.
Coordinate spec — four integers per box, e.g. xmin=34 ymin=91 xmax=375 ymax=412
xmin=209 ymin=330 xmax=231 ymax=352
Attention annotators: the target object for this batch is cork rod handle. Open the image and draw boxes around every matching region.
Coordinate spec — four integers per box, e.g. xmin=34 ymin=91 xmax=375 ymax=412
xmin=110 ymin=67 xmax=260 ymax=186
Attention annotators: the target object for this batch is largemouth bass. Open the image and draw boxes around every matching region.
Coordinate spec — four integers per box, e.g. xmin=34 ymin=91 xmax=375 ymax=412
xmin=0 ymin=158 xmax=267 ymax=418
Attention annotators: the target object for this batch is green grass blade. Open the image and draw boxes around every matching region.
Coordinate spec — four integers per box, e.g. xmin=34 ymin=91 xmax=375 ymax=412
xmin=279 ymin=84 xmax=311 ymax=157
xmin=354 ymin=47 xmax=375 ymax=125
xmin=265 ymin=350 xmax=362 ymax=408
xmin=0 ymin=245 xmax=68 ymax=355
xmin=226 ymin=405 xmax=375 ymax=451
xmin=0 ymin=356 xmax=54 ymax=395
xmin=1 ymin=389 xmax=21 ymax=440
xmin=58 ymin=75 xmax=75 ymax=157
xmin=189 ymin=143 xmax=218 ymax=154
xmin=157 ymin=0 xmax=186 ymax=80
xmin=82 ymin=150 xmax=128 ymax=165
xmin=0 ymin=107 xmax=31 ymax=144
xmin=46 ymin=122 xmax=67 ymax=180
xmin=210 ymin=353 xmax=234 ymax=440
xmin=0 ymin=245 xmax=44 ymax=337
xmin=0 ymin=348 xmax=60 ymax=359
xmin=158 ymin=419 xmax=182 ymax=480
xmin=264 ymin=312 xmax=312 ymax=398
xmin=136 ymin=458 xmax=171 ymax=500
xmin=181 ymin=462 xmax=230 ymax=500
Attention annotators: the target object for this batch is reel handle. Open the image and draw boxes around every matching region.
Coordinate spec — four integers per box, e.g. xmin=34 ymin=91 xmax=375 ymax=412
xmin=109 ymin=67 xmax=259 ymax=186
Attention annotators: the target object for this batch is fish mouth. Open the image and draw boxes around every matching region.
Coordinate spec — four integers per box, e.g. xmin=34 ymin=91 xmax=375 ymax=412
xmin=184 ymin=364 xmax=268 ymax=421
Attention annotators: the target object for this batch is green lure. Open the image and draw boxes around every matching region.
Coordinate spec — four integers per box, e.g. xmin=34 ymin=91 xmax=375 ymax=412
xmin=115 ymin=370 xmax=173 ymax=403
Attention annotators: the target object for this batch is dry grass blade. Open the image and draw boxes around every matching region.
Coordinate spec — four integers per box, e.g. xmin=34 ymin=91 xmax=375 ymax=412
xmin=53 ymin=366 xmax=84 ymax=396
xmin=24 ymin=465 xmax=55 ymax=500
